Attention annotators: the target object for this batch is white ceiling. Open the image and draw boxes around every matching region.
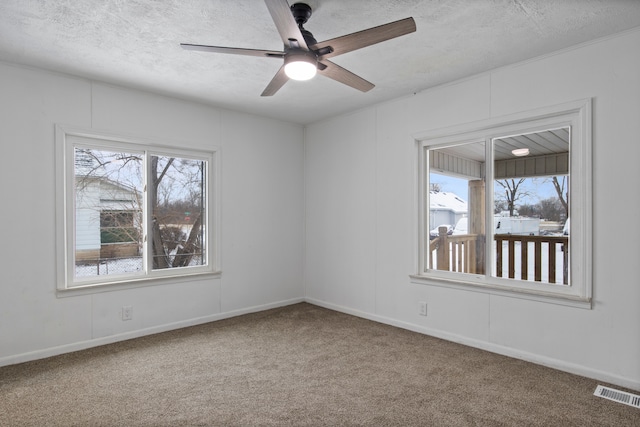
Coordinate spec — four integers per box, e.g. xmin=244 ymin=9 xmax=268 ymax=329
xmin=2 ymin=0 xmax=640 ymax=125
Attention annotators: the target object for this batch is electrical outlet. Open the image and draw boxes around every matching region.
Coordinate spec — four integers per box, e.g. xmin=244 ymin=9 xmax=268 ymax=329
xmin=419 ymin=301 xmax=427 ymax=316
xmin=122 ymin=305 xmax=133 ymax=321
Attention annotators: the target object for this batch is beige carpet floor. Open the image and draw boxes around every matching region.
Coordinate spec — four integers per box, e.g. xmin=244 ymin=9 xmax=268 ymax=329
xmin=0 ymin=303 xmax=638 ymax=426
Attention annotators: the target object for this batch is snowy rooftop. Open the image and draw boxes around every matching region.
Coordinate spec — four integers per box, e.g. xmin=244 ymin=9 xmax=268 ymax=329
xmin=430 ymin=191 xmax=468 ymax=213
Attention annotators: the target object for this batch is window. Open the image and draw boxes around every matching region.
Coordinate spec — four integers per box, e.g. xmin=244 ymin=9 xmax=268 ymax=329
xmin=413 ymin=100 xmax=592 ymax=306
xmin=56 ymin=126 xmax=219 ymax=290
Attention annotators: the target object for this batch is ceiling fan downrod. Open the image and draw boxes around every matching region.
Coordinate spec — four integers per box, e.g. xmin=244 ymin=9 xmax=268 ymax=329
xmin=290 ymin=3 xmax=317 ymax=46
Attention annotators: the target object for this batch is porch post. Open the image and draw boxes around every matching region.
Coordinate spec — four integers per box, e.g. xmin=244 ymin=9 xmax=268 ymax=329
xmin=468 ymin=180 xmax=485 ymax=274
xmin=436 ymin=226 xmax=449 ymax=271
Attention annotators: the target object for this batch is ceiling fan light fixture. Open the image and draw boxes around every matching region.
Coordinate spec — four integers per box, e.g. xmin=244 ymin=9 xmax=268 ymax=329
xmin=512 ymin=148 xmax=530 ymax=157
xmin=284 ymin=52 xmax=317 ymax=81
xmin=181 ymin=1 xmax=416 ymax=96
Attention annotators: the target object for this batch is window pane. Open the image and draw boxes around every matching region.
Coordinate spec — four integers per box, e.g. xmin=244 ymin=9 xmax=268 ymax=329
xmin=492 ymin=128 xmax=570 ymax=285
xmin=428 ymin=141 xmax=486 ymax=274
xmin=150 ymin=155 xmax=207 ymax=270
xmin=74 ymin=148 xmax=143 ymax=278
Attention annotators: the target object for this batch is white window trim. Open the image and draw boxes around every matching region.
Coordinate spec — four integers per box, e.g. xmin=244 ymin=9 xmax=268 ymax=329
xmin=411 ymin=99 xmax=592 ymax=308
xmin=55 ymin=125 xmax=221 ymax=293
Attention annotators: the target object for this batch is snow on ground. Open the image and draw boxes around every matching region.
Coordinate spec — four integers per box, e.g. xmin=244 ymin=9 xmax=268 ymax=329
xmin=76 ymin=252 xmax=203 ymax=277
xmin=76 ymin=257 xmax=143 ymax=277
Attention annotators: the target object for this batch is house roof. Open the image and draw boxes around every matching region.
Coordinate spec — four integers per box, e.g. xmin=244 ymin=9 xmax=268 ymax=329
xmin=430 ymin=191 xmax=467 ymax=214
xmin=1 ymin=1 xmax=640 ymax=124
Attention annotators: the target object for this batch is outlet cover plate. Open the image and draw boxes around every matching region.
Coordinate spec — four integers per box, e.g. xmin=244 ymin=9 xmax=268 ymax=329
xmin=419 ymin=301 xmax=427 ymax=316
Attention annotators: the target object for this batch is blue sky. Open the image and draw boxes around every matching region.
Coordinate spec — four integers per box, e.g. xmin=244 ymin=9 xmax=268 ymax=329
xmin=431 ymin=173 xmax=561 ymax=206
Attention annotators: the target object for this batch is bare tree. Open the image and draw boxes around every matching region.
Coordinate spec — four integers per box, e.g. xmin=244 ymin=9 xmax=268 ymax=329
xmin=551 ymin=176 xmax=569 ymax=220
xmin=150 ymin=156 xmax=174 ymax=269
xmin=539 ymin=197 xmax=565 ymax=222
xmin=495 ymin=178 xmax=531 ymax=217
xmin=430 ymin=182 xmax=442 ymax=193
xmin=516 ymin=203 xmax=541 ymax=218
xmin=150 ymin=156 xmax=205 ymax=269
xmin=173 ymin=214 xmax=203 ymax=268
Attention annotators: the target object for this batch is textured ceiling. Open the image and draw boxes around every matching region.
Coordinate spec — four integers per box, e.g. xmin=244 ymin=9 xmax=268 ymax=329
xmin=1 ymin=0 xmax=640 ymax=124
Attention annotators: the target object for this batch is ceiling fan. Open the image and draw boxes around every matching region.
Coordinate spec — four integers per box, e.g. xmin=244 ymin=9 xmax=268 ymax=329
xmin=180 ymin=0 xmax=416 ymax=96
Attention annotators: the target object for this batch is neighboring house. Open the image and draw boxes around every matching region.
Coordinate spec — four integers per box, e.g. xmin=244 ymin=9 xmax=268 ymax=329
xmin=75 ymin=176 xmax=141 ymax=262
xmin=429 ymin=190 xmax=468 ymax=231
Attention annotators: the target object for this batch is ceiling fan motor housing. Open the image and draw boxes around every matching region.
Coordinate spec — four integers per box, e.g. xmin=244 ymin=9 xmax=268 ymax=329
xmin=291 ymin=3 xmax=312 ymax=26
xmin=290 ymin=3 xmax=317 ymax=46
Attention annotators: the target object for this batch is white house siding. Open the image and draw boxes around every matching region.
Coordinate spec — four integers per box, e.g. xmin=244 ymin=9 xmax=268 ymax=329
xmin=305 ymin=28 xmax=640 ymax=390
xmin=99 ymin=180 xmax=140 ymax=208
xmin=75 ymin=208 xmax=100 ymax=255
xmin=74 ymin=178 xmax=140 ymax=259
xmin=75 ymin=178 xmax=101 ymax=257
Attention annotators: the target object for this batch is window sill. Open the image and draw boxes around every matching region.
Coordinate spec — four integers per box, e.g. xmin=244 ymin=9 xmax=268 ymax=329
xmin=56 ymin=270 xmax=222 ymax=298
xmin=409 ymin=274 xmax=592 ymax=309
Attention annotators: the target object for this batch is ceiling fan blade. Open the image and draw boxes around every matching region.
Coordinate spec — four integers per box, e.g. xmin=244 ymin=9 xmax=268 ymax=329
xmin=261 ymin=65 xmax=289 ymax=96
xmin=317 ymin=60 xmax=374 ymax=92
xmin=181 ymin=43 xmax=284 ymax=58
xmin=264 ymin=0 xmax=309 ymax=50
xmin=312 ymin=17 xmax=416 ymax=59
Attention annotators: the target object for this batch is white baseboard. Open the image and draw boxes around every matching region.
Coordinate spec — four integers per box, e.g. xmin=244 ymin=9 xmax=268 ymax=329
xmin=305 ymin=298 xmax=640 ymax=392
xmin=0 ymin=297 xmax=304 ymax=368
xmin=3 ymin=296 xmax=637 ymax=393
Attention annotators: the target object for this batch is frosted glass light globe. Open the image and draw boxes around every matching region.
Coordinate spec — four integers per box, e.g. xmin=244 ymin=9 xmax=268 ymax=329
xmin=511 ymin=148 xmax=530 ymax=157
xmin=284 ymin=60 xmax=317 ymax=81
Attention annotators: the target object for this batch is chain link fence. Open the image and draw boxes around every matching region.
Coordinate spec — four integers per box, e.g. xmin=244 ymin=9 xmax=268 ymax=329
xmin=75 ymin=257 xmax=143 ymax=277
xmin=75 ymin=252 xmax=204 ymax=277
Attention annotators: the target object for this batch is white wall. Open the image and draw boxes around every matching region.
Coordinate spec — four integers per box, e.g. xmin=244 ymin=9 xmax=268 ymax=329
xmin=0 ymin=63 xmax=304 ymax=364
xmin=2 ymin=28 xmax=638 ymax=392
xmin=305 ymin=29 xmax=640 ymax=390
